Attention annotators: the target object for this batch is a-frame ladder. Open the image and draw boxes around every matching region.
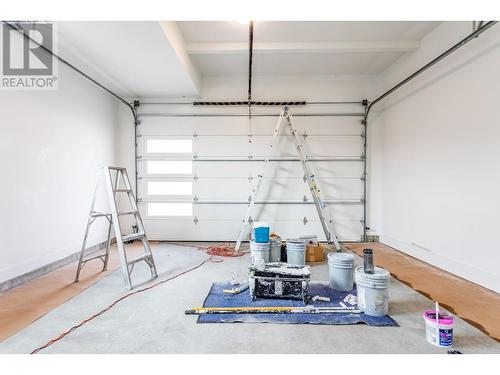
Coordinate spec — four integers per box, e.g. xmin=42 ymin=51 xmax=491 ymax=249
xmin=235 ymin=107 xmax=341 ymax=251
xmin=75 ymin=166 xmax=158 ymax=289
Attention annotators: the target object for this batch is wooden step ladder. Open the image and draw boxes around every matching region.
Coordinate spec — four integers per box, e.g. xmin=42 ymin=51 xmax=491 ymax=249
xmin=75 ymin=166 xmax=158 ymax=289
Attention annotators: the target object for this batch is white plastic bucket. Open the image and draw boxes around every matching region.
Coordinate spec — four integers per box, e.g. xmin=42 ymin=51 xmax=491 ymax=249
xmin=286 ymin=239 xmax=306 ymax=265
xmin=423 ymin=310 xmax=455 ymax=347
xmin=252 ymin=222 xmax=270 ymax=243
xmin=328 ymin=252 xmax=355 ymax=291
xmin=355 ymin=266 xmax=390 ymax=317
xmin=250 ymin=240 xmax=270 ymax=264
xmin=269 ymin=236 xmax=282 ymax=262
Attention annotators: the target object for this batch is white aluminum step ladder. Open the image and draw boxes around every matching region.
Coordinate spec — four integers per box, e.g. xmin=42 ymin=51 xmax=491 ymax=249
xmin=75 ymin=166 xmax=158 ymax=289
xmin=235 ymin=107 xmax=341 ymax=252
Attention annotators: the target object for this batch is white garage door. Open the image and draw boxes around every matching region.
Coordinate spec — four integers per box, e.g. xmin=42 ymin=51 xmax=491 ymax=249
xmin=136 ymin=104 xmax=365 ymax=242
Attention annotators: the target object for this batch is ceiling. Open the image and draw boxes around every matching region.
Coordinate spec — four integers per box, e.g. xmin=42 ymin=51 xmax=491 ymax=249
xmin=51 ymin=21 xmax=440 ymax=98
xmin=55 ymin=21 xmax=200 ymax=98
xmin=178 ymin=21 xmax=440 ymax=76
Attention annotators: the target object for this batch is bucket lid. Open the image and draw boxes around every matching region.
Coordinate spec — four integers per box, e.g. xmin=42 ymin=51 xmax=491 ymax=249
xmin=355 ymin=266 xmax=389 ymax=279
xmin=423 ymin=310 xmax=454 ymax=325
xmin=328 ymin=252 xmax=355 ymax=264
xmin=286 ymin=238 xmax=306 ymax=244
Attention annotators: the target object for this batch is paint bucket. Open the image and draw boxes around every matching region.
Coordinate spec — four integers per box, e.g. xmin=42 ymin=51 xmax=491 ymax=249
xmin=355 ymin=266 xmax=390 ymax=317
xmin=250 ymin=240 xmax=270 ymax=264
xmin=328 ymin=252 xmax=355 ymax=291
xmin=252 ymin=222 xmax=270 ymax=243
xmin=423 ymin=310 xmax=455 ymax=347
xmin=269 ymin=236 xmax=282 ymax=262
xmin=286 ymin=239 xmax=306 ymax=265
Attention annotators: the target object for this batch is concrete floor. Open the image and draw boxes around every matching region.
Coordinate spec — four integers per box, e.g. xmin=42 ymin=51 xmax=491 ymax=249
xmin=1 ymin=243 xmax=499 ymax=354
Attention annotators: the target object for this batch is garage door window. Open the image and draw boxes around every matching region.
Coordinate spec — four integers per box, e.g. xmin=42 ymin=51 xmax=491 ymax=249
xmin=146 ymin=160 xmax=192 ymax=175
xmin=147 ymin=181 xmax=192 ymax=196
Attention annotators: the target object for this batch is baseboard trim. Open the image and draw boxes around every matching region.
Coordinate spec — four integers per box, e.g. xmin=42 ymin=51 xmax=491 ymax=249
xmin=0 ymin=241 xmax=112 ymax=293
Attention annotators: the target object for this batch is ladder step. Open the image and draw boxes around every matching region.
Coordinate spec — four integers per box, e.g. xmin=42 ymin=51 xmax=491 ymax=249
xmin=91 ymin=212 xmax=111 ymax=218
xmin=114 ymin=189 xmax=132 ymax=193
xmin=117 ymin=209 xmax=138 ymax=216
xmin=81 ymin=254 xmax=106 ymax=264
xmin=108 ymin=166 xmax=126 ymax=171
xmin=127 ymin=254 xmax=153 ymax=267
xmin=122 ymin=232 xmax=145 ymax=242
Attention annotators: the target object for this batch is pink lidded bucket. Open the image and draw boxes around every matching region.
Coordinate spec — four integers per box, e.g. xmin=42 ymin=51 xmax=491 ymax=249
xmin=423 ymin=310 xmax=455 ymax=347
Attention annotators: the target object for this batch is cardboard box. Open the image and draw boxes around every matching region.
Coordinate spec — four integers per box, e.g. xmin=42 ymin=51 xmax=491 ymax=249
xmin=306 ymin=244 xmax=325 ymax=262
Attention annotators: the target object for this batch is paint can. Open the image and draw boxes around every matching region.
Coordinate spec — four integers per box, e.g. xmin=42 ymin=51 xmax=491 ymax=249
xmin=354 ymin=266 xmax=390 ymax=317
xmin=286 ymin=239 xmax=306 ymax=265
xmin=269 ymin=236 xmax=282 ymax=262
xmin=250 ymin=240 xmax=270 ymax=264
xmin=252 ymin=222 xmax=270 ymax=243
xmin=328 ymin=252 xmax=355 ymax=291
xmin=423 ymin=310 xmax=455 ymax=347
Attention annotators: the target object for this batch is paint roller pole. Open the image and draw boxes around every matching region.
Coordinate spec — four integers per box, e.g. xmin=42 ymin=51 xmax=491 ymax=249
xmin=185 ymin=306 xmax=361 ymax=315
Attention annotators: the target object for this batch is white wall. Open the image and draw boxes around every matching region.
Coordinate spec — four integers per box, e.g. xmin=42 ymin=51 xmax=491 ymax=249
xmin=0 ymin=63 xmax=121 ymax=283
xmin=371 ymin=22 xmax=500 ymax=292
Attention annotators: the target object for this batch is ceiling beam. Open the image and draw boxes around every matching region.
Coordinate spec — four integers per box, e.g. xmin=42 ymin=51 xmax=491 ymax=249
xmin=186 ymin=41 xmax=420 ymax=55
xmin=159 ymin=21 xmax=202 ymax=94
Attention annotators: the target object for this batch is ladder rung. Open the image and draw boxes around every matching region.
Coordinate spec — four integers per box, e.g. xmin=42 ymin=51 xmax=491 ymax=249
xmin=91 ymin=212 xmax=111 ymax=218
xmin=122 ymin=232 xmax=145 ymax=242
xmin=117 ymin=209 xmax=138 ymax=216
xmin=81 ymin=254 xmax=106 ymax=264
xmin=127 ymin=254 xmax=153 ymax=266
xmin=114 ymin=189 xmax=132 ymax=193
xmin=108 ymin=166 xmax=125 ymax=171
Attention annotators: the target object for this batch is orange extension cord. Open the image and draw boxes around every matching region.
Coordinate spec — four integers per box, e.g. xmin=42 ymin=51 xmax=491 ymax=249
xmin=30 ymin=243 xmax=246 ymax=354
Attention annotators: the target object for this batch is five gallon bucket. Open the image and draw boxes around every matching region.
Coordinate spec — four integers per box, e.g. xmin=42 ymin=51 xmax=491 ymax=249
xmin=423 ymin=311 xmax=455 ymax=347
xmin=355 ymin=266 xmax=390 ymax=317
xmin=286 ymin=239 xmax=306 ymax=265
xmin=328 ymin=252 xmax=355 ymax=291
xmin=269 ymin=236 xmax=282 ymax=262
xmin=250 ymin=240 xmax=270 ymax=264
xmin=252 ymin=222 xmax=270 ymax=243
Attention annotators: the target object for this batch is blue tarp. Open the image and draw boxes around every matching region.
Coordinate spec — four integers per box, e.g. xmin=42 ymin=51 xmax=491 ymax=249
xmin=197 ymin=282 xmax=398 ymax=326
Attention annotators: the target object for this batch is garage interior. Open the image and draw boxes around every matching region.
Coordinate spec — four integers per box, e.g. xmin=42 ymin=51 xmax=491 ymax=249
xmin=0 ymin=19 xmax=499 ymax=355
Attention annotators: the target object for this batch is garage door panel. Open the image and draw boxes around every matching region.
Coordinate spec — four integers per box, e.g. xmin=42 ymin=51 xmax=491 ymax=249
xmin=142 ymin=218 xmax=362 ymax=242
xmin=140 ymin=203 xmax=362 ymax=222
xmin=139 ymin=115 xmax=362 ymax=137
xmin=139 ymin=202 xmax=363 ymax=240
xmin=191 ymin=161 xmax=363 ymax=178
xmin=191 ymin=135 xmax=361 ymax=158
xmin=178 ymin=176 xmax=363 ymax=201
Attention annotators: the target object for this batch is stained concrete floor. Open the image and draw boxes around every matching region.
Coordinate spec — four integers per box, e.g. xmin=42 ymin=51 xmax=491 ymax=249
xmin=1 ymin=243 xmax=499 ymax=354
